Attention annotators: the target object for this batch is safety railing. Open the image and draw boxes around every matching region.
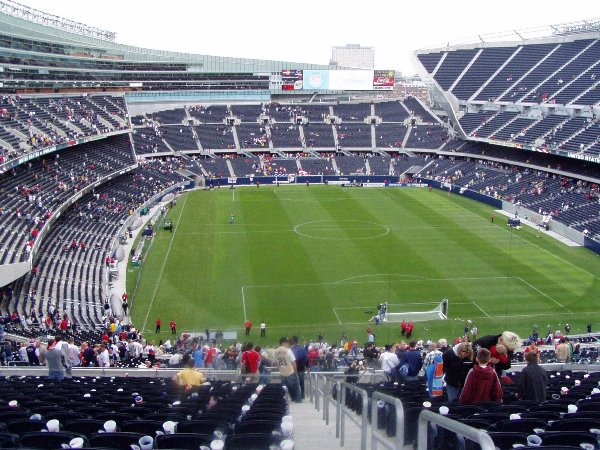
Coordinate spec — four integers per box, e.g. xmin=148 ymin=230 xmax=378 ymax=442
xmin=370 ymin=390 xmax=404 ymax=450
xmin=417 ymin=409 xmax=496 ymax=450
xmin=338 ymin=381 xmax=369 ymax=450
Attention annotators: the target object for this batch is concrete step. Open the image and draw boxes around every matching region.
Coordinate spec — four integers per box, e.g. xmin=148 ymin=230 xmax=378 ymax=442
xmin=290 ymin=399 xmax=369 ymax=449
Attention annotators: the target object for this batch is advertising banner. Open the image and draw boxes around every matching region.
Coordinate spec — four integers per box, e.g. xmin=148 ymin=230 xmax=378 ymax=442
xmin=373 ymin=70 xmax=395 ymax=91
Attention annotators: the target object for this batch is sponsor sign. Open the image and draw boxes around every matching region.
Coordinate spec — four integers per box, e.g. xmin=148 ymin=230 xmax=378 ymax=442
xmin=373 ymin=70 xmax=395 ymax=91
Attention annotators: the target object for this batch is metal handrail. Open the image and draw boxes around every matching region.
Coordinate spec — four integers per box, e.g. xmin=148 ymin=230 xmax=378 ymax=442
xmin=370 ymin=390 xmax=404 ymax=450
xmin=417 ymin=409 xmax=496 ymax=450
xmin=339 ymin=381 xmax=369 ymax=450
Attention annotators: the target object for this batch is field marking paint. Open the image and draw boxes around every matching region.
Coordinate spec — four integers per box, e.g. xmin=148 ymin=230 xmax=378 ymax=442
xmin=448 ymin=197 xmax=597 ymax=279
xmin=516 ymin=276 xmax=572 ymax=313
xmin=472 ymin=302 xmax=490 ymax=318
xmin=141 ymin=194 xmax=189 ymax=332
xmin=243 ymin=275 xmax=510 ymax=289
xmin=293 ymin=220 xmax=390 ymax=241
xmin=334 ymin=302 xmax=448 ymax=310
xmin=174 ymin=225 xmax=501 ymax=236
xmin=332 ymin=308 xmax=342 ymax=324
xmin=232 ymin=189 xmax=235 ymax=203
xmin=241 ymin=286 xmax=247 ymax=322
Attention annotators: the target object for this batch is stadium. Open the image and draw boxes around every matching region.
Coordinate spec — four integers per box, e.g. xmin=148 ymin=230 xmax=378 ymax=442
xmin=0 ymin=1 xmax=598 ymax=448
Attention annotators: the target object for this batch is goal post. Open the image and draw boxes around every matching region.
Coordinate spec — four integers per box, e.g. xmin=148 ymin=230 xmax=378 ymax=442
xmin=385 ymin=299 xmax=448 ymax=323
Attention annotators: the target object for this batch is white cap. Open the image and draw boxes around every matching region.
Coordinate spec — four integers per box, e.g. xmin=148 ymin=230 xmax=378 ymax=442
xmin=103 ymin=420 xmax=117 ymax=432
xmin=210 ymin=439 xmax=224 ymax=450
xmin=509 ymin=413 xmax=521 ymax=420
xmin=46 ymin=419 xmax=60 ymax=432
xmin=439 ymin=406 xmax=449 ymax=416
xmin=280 ymin=439 xmax=294 ymax=450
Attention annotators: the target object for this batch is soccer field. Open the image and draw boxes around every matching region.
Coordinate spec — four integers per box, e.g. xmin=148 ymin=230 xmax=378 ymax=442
xmin=128 ymin=185 xmax=600 ymax=345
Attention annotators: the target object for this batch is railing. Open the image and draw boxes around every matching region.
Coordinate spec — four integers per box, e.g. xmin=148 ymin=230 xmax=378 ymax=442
xmin=338 ymin=381 xmax=369 ymax=450
xmin=417 ymin=409 xmax=495 ymax=450
xmin=370 ymin=390 xmax=404 ymax=450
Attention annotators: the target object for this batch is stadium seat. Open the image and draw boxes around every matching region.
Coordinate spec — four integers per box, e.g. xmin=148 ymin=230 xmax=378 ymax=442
xmin=155 ymin=432 xmax=213 ymax=449
xmin=225 ymin=432 xmax=281 ymax=450
xmin=88 ymin=432 xmax=145 ymax=449
xmin=19 ymin=431 xmax=87 ymax=449
xmin=537 ymin=431 xmax=598 ymax=447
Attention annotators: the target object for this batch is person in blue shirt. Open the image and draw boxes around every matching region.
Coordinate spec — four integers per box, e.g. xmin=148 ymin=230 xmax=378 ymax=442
xmin=399 ymin=340 xmax=423 ymax=381
xmin=290 ymin=336 xmax=308 ymax=399
xmin=193 ymin=344 xmax=204 ymax=370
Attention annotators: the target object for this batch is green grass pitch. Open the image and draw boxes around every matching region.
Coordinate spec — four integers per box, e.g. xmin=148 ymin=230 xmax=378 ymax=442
xmin=128 ymin=185 xmax=600 ymax=346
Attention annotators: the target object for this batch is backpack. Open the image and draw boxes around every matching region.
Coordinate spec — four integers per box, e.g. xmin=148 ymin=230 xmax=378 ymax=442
xmin=398 ymin=363 xmax=409 ymax=379
xmin=426 ymin=353 xmax=444 ymax=397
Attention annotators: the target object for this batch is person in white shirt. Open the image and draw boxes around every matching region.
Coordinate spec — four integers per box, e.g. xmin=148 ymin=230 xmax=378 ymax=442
xmin=67 ymin=338 xmax=80 ymax=368
xmin=97 ymin=343 xmax=110 ymax=368
xmin=379 ymin=344 xmax=400 ymax=382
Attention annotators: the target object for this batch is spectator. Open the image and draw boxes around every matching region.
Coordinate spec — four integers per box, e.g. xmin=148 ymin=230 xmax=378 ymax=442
xmin=517 ymin=351 xmax=548 ymax=404
xmin=459 ymin=348 xmax=503 ymax=405
xmin=172 ymin=354 xmax=206 ymax=394
xmin=475 ymin=331 xmax=520 ymax=376
xmin=290 ymin=336 xmax=308 ymax=399
xmin=240 ymin=342 xmax=260 ymax=383
xmin=45 ymin=337 xmax=65 ymax=382
xmin=274 ymin=337 xmax=301 ymax=403
xmin=379 ymin=344 xmax=400 ymax=382
xmin=399 ymin=339 xmax=423 ymax=381
xmin=443 ymin=341 xmax=473 ymax=402
xmin=555 ymin=338 xmax=570 ymax=362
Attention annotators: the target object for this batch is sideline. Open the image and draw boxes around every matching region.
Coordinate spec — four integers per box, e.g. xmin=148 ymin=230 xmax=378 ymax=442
xmin=139 ymin=193 xmax=189 ymax=332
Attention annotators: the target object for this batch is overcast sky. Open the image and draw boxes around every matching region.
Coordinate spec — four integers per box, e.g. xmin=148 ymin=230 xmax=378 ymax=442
xmin=14 ymin=0 xmax=600 ymax=75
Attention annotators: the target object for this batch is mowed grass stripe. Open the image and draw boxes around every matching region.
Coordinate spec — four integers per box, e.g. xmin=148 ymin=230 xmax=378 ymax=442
xmin=128 ymin=186 xmax=600 ymax=343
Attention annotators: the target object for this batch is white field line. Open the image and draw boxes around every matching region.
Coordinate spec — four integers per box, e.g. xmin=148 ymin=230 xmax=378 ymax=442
xmin=332 ymin=308 xmax=342 ymax=325
xmin=516 ymin=276 xmax=572 ymax=313
xmin=241 ymin=286 xmax=247 ymax=322
xmin=141 ymin=194 xmax=189 ymax=332
xmin=448 ymin=197 xmax=597 ymax=279
xmin=244 ymin=276 xmax=511 ymax=289
xmin=472 ymin=301 xmax=490 ymax=318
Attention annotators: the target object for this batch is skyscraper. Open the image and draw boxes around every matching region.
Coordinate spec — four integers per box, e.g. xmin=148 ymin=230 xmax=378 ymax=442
xmin=330 ymin=44 xmax=375 ymax=69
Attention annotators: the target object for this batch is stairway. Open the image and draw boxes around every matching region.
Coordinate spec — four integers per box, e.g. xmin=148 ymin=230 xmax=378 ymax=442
xmin=290 ymin=399 xmax=367 ymax=449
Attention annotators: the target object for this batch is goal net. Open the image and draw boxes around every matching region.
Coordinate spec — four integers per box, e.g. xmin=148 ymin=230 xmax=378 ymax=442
xmin=385 ymin=299 xmax=448 ymax=323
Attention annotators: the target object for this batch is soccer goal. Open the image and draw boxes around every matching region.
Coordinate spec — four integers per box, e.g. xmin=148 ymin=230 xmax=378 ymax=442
xmin=386 ymin=299 xmax=448 ymax=323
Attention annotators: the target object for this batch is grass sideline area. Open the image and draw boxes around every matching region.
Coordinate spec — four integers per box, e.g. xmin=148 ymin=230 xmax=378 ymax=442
xmin=128 ymin=185 xmax=600 ymax=347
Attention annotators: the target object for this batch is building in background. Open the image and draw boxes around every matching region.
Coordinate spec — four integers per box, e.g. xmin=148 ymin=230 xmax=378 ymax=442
xmin=330 ymin=44 xmax=375 ymax=69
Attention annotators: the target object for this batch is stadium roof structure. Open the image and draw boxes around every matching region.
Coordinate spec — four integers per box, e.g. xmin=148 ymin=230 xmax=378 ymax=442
xmin=0 ymin=3 xmax=339 ymax=100
xmin=412 ymin=18 xmax=600 ymax=163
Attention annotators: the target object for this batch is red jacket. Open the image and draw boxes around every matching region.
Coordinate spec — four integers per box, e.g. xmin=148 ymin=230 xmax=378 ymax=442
xmin=459 ymin=364 xmax=503 ymax=404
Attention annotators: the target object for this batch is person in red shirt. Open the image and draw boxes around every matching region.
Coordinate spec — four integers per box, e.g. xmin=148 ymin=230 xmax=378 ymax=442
xmin=406 ymin=321 xmax=415 ymax=339
xmin=240 ymin=343 xmax=261 ymax=382
xmin=400 ymin=320 xmax=407 ymax=336
xmin=170 ymin=320 xmax=176 ymax=334
xmin=244 ymin=320 xmax=252 ymax=336
xmin=204 ymin=345 xmax=215 ymax=369
xmin=155 ymin=318 xmax=161 ymax=334
xmin=101 ymin=332 xmax=109 ymax=344
xmin=459 ymin=348 xmax=503 ymax=405
xmin=308 ymin=346 xmax=319 ymax=369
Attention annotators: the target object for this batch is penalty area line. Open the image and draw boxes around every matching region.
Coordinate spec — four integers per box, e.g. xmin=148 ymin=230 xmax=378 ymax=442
xmin=516 ymin=276 xmax=572 ymax=313
xmin=332 ymin=308 xmax=342 ymax=325
xmin=472 ymin=301 xmax=490 ymax=318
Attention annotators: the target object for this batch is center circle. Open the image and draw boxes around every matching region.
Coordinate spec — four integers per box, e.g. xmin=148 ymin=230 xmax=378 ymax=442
xmin=293 ymin=220 xmax=390 ymax=240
